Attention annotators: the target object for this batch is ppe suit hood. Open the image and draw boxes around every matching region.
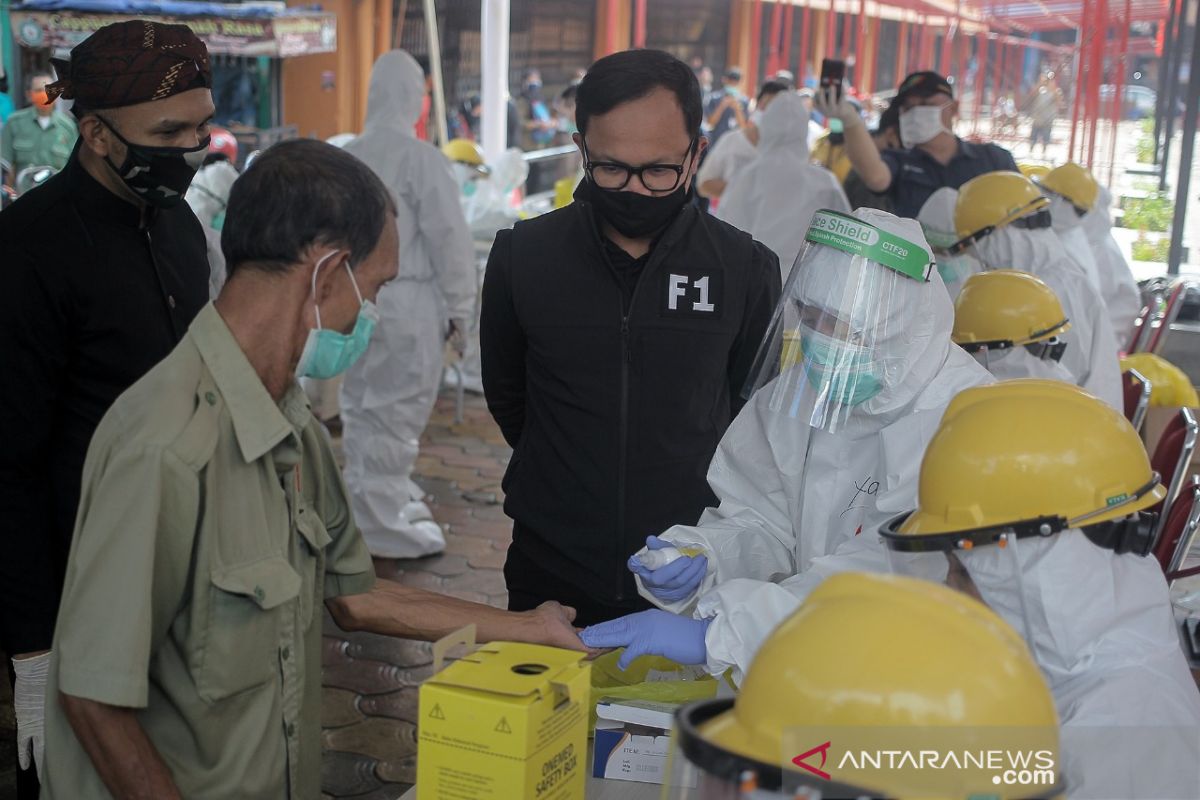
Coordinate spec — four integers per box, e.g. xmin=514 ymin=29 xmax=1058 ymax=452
xmin=362 ymin=50 xmax=426 ymax=134
xmin=1047 ymin=192 xmax=1083 ymax=233
xmin=917 ymin=187 xmax=980 ymax=300
xmin=757 ymin=91 xmax=811 ymax=157
xmin=714 ymin=92 xmax=851 ymax=278
xmin=1082 ymin=186 xmax=1142 ymax=342
xmin=916 ymin=186 xmax=958 ymax=240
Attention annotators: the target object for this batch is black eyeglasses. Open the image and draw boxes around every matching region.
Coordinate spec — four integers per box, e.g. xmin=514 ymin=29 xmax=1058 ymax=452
xmin=582 ymin=137 xmax=697 ymax=193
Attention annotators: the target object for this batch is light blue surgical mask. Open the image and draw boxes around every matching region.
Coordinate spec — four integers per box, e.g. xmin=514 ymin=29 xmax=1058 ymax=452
xmin=936 ymin=254 xmax=972 ymax=286
xmin=295 ymin=252 xmax=379 ymax=380
xmin=799 ymin=326 xmax=883 ymax=406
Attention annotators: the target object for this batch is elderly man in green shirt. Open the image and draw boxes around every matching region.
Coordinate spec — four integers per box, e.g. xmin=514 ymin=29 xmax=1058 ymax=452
xmin=0 ymin=72 xmax=77 ymax=186
xmin=40 ymin=138 xmax=584 ymax=799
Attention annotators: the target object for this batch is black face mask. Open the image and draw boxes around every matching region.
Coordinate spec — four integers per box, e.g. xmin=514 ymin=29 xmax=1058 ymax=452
xmin=99 ymin=116 xmax=208 ymax=208
xmin=581 ymin=178 xmax=693 ymax=239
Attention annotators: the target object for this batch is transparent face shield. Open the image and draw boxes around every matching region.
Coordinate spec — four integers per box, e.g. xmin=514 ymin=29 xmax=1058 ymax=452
xmin=742 ymin=210 xmax=935 ymax=434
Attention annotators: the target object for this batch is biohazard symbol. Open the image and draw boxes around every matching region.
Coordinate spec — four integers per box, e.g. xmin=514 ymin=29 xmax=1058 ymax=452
xmin=792 ymin=741 xmax=832 ymax=780
xmin=495 ymin=716 xmax=513 ymax=734
xmin=428 ymin=704 xmax=446 ymax=721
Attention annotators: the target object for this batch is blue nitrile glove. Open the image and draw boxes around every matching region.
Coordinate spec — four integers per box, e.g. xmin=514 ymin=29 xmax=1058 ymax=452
xmin=580 ymin=610 xmax=712 ymax=670
xmin=628 ymin=535 xmax=709 ymax=603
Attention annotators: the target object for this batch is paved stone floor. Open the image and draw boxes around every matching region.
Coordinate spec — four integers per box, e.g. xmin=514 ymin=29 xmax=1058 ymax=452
xmin=0 ymin=389 xmax=510 ymax=800
xmin=319 ymin=389 xmax=512 ymax=800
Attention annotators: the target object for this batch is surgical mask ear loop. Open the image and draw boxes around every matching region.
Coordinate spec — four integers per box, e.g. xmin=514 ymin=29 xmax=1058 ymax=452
xmin=308 ymin=250 xmax=344 ymax=332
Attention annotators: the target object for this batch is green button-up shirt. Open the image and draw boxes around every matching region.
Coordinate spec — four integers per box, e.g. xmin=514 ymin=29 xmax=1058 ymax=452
xmin=0 ymin=107 xmax=76 ymax=175
xmin=43 ymin=303 xmax=376 ymax=799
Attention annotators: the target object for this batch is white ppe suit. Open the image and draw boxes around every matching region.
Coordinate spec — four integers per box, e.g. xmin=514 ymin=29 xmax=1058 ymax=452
xmin=916 ymin=187 xmax=982 ymax=302
xmin=1085 ymin=187 xmax=1142 ymax=348
xmin=715 ymin=92 xmax=850 ymax=280
xmin=695 ymin=127 xmax=756 ymax=197
xmin=340 ymin=50 xmax=477 ymax=558
xmin=184 ymin=160 xmax=239 ymax=299
xmin=635 ymin=209 xmax=993 ymax=680
xmin=1048 ymin=192 xmax=1105 ymax=294
xmin=956 ymin=533 xmax=1200 ymax=799
xmin=974 ymin=226 xmax=1123 ymax=411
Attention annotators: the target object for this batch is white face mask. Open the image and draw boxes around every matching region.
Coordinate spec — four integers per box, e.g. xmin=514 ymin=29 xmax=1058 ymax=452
xmin=899 ymin=104 xmax=950 ymax=148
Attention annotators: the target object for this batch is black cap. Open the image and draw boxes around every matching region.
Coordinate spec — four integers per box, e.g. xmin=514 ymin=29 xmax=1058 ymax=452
xmin=877 ymin=95 xmax=903 ymax=131
xmin=895 ymin=70 xmax=954 ymax=103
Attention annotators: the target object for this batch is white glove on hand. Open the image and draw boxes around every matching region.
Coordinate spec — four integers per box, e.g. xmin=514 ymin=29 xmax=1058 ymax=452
xmin=13 ymin=652 xmax=50 ymax=780
xmin=812 ymin=86 xmax=864 ymax=130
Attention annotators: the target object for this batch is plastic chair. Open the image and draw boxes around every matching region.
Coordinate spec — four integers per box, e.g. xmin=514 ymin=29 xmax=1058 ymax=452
xmin=1122 ymin=369 xmax=1152 ymax=433
xmin=1150 ymin=408 xmax=1199 ymax=546
xmin=1153 ymin=479 xmax=1200 ymax=575
xmin=1133 ymin=278 xmax=1193 ymax=355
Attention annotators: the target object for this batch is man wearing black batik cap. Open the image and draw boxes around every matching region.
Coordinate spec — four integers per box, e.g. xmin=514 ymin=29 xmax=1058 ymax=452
xmin=0 ymin=21 xmax=213 ymax=794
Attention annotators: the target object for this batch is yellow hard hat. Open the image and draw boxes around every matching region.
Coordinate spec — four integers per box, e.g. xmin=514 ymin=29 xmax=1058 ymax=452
xmin=679 ymin=572 xmax=1060 ymax=798
xmin=1038 ymin=162 xmax=1099 ymax=212
xmin=954 ymin=171 xmax=1049 ymax=243
xmin=441 ymin=138 xmax=489 ymax=173
xmin=1121 ymin=353 xmax=1200 ymax=408
xmin=1019 ymin=163 xmax=1051 ymax=180
xmin=953 ymin=270 xmax=1071 ymax=351
xmin=894 ymin=380 xmax=1165 ymax=537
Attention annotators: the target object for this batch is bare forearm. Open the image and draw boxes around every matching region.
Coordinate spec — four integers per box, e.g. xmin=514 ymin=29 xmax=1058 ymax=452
xmin=60 ymin=693 xmax=181 ymax=800
xmin=329 ymin=579 xmax=542 ymax=643
xmin=842 ymin=124 xmax=892 ymax=192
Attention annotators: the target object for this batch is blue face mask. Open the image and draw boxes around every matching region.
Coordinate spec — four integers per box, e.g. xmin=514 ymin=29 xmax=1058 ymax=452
xmin=800 ymin=327 xmax=883 ymax=407
xmin=295 ymin=252 xmax=379 ymax=380
xmin=936 ymin=254 xmax=972 ymax=286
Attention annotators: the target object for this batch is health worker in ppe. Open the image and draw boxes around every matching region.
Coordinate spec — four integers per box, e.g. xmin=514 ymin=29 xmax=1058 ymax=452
xmin=340 ymin=50 xmax=477 ymax=558
xmin=953 ymin=171 xmax=1123 ymax=411
xmin=917 ymin=186 xmax=981 ymax=301
xmin=880 ymin=379 xmax=1200 ymax=800
xmin=184 ymin=128 xmax=239 ymax=299
xmin=580 ymin=207 xmax=993 ymax=680
xmin=1085 ymin=184 xmax=1142 ymax=346
xmin=441 ymin=143 xmax=528 ymax=395
xmin=1036 ymin=162 xmax=1105 ymax=293
xmin=715 ymin=91 xmax=850 ymax=279
xmin=664 ymin=572 xmax=1063 ymax=800
xmin=952 ymin=270 xmax=1076 ymax=384
xmin=695 ymin=80 xmax=789 ymax=201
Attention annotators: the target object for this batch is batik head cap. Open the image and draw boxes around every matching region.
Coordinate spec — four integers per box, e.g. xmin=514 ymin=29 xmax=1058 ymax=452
xmin=46 ymin=20 xmax=211 ymax=111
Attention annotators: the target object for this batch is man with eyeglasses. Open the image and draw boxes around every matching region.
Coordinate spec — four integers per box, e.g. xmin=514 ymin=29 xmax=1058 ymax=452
xmin=480 ymin=48 xmax=781 ymax=625
xmin=814 ymin=71 xmax=1018 ymax=217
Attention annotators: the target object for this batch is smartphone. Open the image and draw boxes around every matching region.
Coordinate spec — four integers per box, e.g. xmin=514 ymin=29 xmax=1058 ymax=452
xmin=820 ymin=58 xmax=846 ymax=101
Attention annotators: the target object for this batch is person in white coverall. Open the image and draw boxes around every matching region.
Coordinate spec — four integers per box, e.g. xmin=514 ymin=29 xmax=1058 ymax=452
xmin=580 ymin=208 xmax=993 ymax=679
xmin=954 ymin=171 xmax=1123 ymax=411
xmin=880 ymin=379 xmax=1200 ymax=800
xmin=340 ymin=50 xmax=477 ymax=558
xmin=1086 ymin=185 xmax=1143 ymax=348
xmin=184 ymin=158 xmax=238 ymax=299
xmin=1038 ymin=168 xmax=1106 ymax=294
xmin=715 ymin=91 xmax=850 ymax=278
xmin=951 ymin=270 xmax=1078 ymax=384
xmin=694 ymin=80 xmax=789 ymax=201
xmin=916 ymin=187 xmax=981 ymax=301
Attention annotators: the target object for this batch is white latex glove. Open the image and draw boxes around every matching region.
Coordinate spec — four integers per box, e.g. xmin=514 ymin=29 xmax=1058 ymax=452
xmin=812 ymin=86 xmax=864 ymax=130
xmin=445 ymin=319 xmax=467 ymax=358
xmin=12 ymin=652 xmax=50 ymax=779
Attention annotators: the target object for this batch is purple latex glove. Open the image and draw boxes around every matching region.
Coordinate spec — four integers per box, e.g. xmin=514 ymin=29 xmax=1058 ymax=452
xmin=628 ymin=535 xmax=709 ymax=603
xmin=580 ymin=609 xmax=711 ymax=670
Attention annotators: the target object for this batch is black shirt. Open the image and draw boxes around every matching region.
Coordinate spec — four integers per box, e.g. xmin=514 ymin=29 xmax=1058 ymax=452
xmin=880 ymin=138 xmax=1019 ymax=217
xmin=0 ymin=151 xmax=209 ymax=654
xmin=481 ymin=198 xmax=781 ymax=609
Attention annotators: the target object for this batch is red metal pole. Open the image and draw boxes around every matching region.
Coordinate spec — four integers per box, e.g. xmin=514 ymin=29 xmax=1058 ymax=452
xmin=917 ymin=16 xmax=929 ymax=68
xmin=749 ymin=0 xmax=764 ymax=91
xmin=854 ymin=0 xmax=867 ymax=85
xmin=896 ymin=20 xmax=909 ymax=81
xmin=767 ymin=0 xmax=784 ymax=76
xmin=1107 ymin=0 xmax=1130 ymax=184
xmin=1086 ymin=0 xmax=1107 ymax=167
xmin=991 ymin=36 xmax=1005 ymax=135
xmin=633 ymin=0 xmax=647 ymax=49
xmin=605 ymin=0 xmax=620 ymax=55
xmin=972 ymin=31 xmax=987 ymax=135
xmin=940 ymin=20 xmax=954 ymax=73
xmin=799 ymin=4 xmax=812 ymax=81
xmin=841 ymin=3 xmax=853 ymax=58
xmin=827 ymin=4 xmax=838 ymax=59
xmin=782 ymin=1 xmax=795 ymax=77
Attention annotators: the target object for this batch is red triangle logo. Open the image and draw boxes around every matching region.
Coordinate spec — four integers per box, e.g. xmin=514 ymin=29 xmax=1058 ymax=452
xmin=792 ymin=741 xmax=832 ymax=780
